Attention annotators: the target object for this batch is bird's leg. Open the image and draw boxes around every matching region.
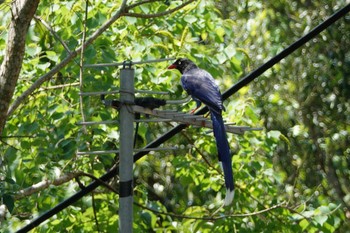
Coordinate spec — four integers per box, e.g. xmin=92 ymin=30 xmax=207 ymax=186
xmin=190 ymin=100 xmax=202 ymax=114
xmin=190 ymin=107 xmax=199 ymax=114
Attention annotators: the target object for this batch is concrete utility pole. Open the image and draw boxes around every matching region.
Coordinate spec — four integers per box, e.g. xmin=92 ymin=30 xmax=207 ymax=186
xmin=118 ymin=65 xmax=134 ymax=233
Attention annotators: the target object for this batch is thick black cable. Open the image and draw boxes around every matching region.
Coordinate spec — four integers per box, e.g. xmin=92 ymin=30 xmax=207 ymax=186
xmin=16 ymin=4 xmax=350 ymax=232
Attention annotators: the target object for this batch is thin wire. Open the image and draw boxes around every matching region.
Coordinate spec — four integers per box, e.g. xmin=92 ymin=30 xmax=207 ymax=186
xmin=76 ymin=146 xmax=180 ymax=156
xmin=79 ymin=89 xmax=169 ymax=96
xmin=83 ymin=57 xmax=175 ymax=68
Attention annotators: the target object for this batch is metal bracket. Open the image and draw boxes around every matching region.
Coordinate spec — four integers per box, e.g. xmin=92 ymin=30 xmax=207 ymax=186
xmin=122 ymin=60 xmax=133 ymax=69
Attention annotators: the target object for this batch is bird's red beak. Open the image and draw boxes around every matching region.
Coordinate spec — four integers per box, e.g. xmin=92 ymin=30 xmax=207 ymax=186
xmin=167 ymin=64 xmax=176 ymax=69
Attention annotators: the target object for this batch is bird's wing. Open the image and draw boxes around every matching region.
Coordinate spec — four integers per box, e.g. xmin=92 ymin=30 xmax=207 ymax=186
xmin=181 ymin=68 xmax=223 ymax=113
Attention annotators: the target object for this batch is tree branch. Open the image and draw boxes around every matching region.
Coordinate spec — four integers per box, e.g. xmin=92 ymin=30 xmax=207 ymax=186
xmin=39 ymin=82 xmax=80 ymax=90
xmin=0 ymin=0 xmax=40 ymax=135
xmin=134 ymin=201 xmax=286 ymax=220
xmin=180 ymin=129 xmax=221 ymax=174
xmin=33 ymin=15 xmax=72 ymax=54
xmin=14 ymin=171 xmax=118 ymax=200
xmin=125 ymin=0 xmax=161 ymax=11
xmin=0 ymin=170 xmax=118 ymax=221
xmin=123 ymin=0 xmax=196 ymax=19
xmin=15 ymin=172 xmax=80 ymax=200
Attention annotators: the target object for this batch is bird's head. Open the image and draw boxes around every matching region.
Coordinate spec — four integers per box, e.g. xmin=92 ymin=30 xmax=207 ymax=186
xmin=168 ymin=58 xmax=196 ymax=74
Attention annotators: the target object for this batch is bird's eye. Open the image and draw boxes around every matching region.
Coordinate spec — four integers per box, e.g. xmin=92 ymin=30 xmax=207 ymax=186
xmin=178 ymin=61 xmax=182 ymax=65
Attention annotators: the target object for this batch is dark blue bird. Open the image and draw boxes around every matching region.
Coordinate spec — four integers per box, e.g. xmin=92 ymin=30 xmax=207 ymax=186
xmin=168 ymin=58 xmax=234 ymax=206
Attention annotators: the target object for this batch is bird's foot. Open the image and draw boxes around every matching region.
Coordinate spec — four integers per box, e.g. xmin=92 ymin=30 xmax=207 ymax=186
xmin=190 ymin=107 xmax=199 ymax=114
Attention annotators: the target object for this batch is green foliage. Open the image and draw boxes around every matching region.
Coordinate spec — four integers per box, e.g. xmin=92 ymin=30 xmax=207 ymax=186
xmin=1 ymin=0 xmax=349 ymax=232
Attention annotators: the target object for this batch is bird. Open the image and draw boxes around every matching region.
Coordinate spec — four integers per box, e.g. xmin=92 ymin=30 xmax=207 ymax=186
xmin=168 ymin=58 xmax=234 ymax=206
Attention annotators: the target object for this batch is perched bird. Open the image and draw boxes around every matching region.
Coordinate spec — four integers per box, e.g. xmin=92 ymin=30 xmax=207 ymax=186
xmin=168 ymin=58 xmax=234 ymax=206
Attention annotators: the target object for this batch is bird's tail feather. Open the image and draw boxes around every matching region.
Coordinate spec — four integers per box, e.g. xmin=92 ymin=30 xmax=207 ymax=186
xmin=218 ymin=161 xmax=235 ymax=206
xmin=211 ymin=111 xmax=234 ymax=206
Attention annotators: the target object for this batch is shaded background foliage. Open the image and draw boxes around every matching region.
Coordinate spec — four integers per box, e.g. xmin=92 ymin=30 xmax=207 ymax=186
xmin=225 ymin=0 xmax=350 ymax=213
xmin=0 ymin=0 xmax=349 ymax=232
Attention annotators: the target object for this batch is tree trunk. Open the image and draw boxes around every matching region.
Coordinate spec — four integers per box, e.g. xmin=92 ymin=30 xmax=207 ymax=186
xmin=0 ymin=0 xmax=40 ymax=135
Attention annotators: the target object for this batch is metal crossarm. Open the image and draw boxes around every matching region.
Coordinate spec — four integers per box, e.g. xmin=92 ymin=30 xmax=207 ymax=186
xmin=132 ymin=105 xmax=262 ymax=135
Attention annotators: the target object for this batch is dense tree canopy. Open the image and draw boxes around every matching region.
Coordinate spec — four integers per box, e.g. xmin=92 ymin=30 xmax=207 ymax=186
xmin=1 ymin=0 xmax=349 ymax=232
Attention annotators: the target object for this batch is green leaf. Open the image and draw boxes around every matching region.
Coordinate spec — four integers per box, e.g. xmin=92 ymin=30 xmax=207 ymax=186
xmin=3 ymin=194 xmax=15 ymax=213
xmin=46 ymin=51 xmax=59 ymax=62
xmin=216 ymin=53 xmax=227 ymax=64
xmin=184 ymin=15 xmax=197 ymax=24
xmin=4 ymin=147 xmax=18 ymax=163
xmin=139 ymin=4 xmax=150 ymax=14
xmin=267 ymin=130 xmax=281 ymax=140
xmin=5 ymin=177 xmax=16 ymax=184
xmin=314 ymin=215 xmax=328 ymax=226
xmin=224 ymin=44 xmax=236 ymax=58
xmin=141 ymin=210 xmax=156 ymax=229
xmin=214 ymin=27 xmax=225 ymax=41
xmin=299 ymin=219 xmax=309 ymax=231
xmin=318 ymin=205 xmax=331 ymax=214
xmin=37 ymin=62 xmax=51 ymax=71
xmin=26 ymin=44 xmax=42 ymax=56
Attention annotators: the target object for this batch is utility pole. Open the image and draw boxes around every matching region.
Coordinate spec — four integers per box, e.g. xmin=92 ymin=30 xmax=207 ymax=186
xmin=118 ymin=64 xmax=134 ymax=233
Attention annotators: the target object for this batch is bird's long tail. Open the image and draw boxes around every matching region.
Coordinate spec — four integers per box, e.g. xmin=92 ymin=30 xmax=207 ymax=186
xmin=210 ymin=111 xmax=234 ymax=206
